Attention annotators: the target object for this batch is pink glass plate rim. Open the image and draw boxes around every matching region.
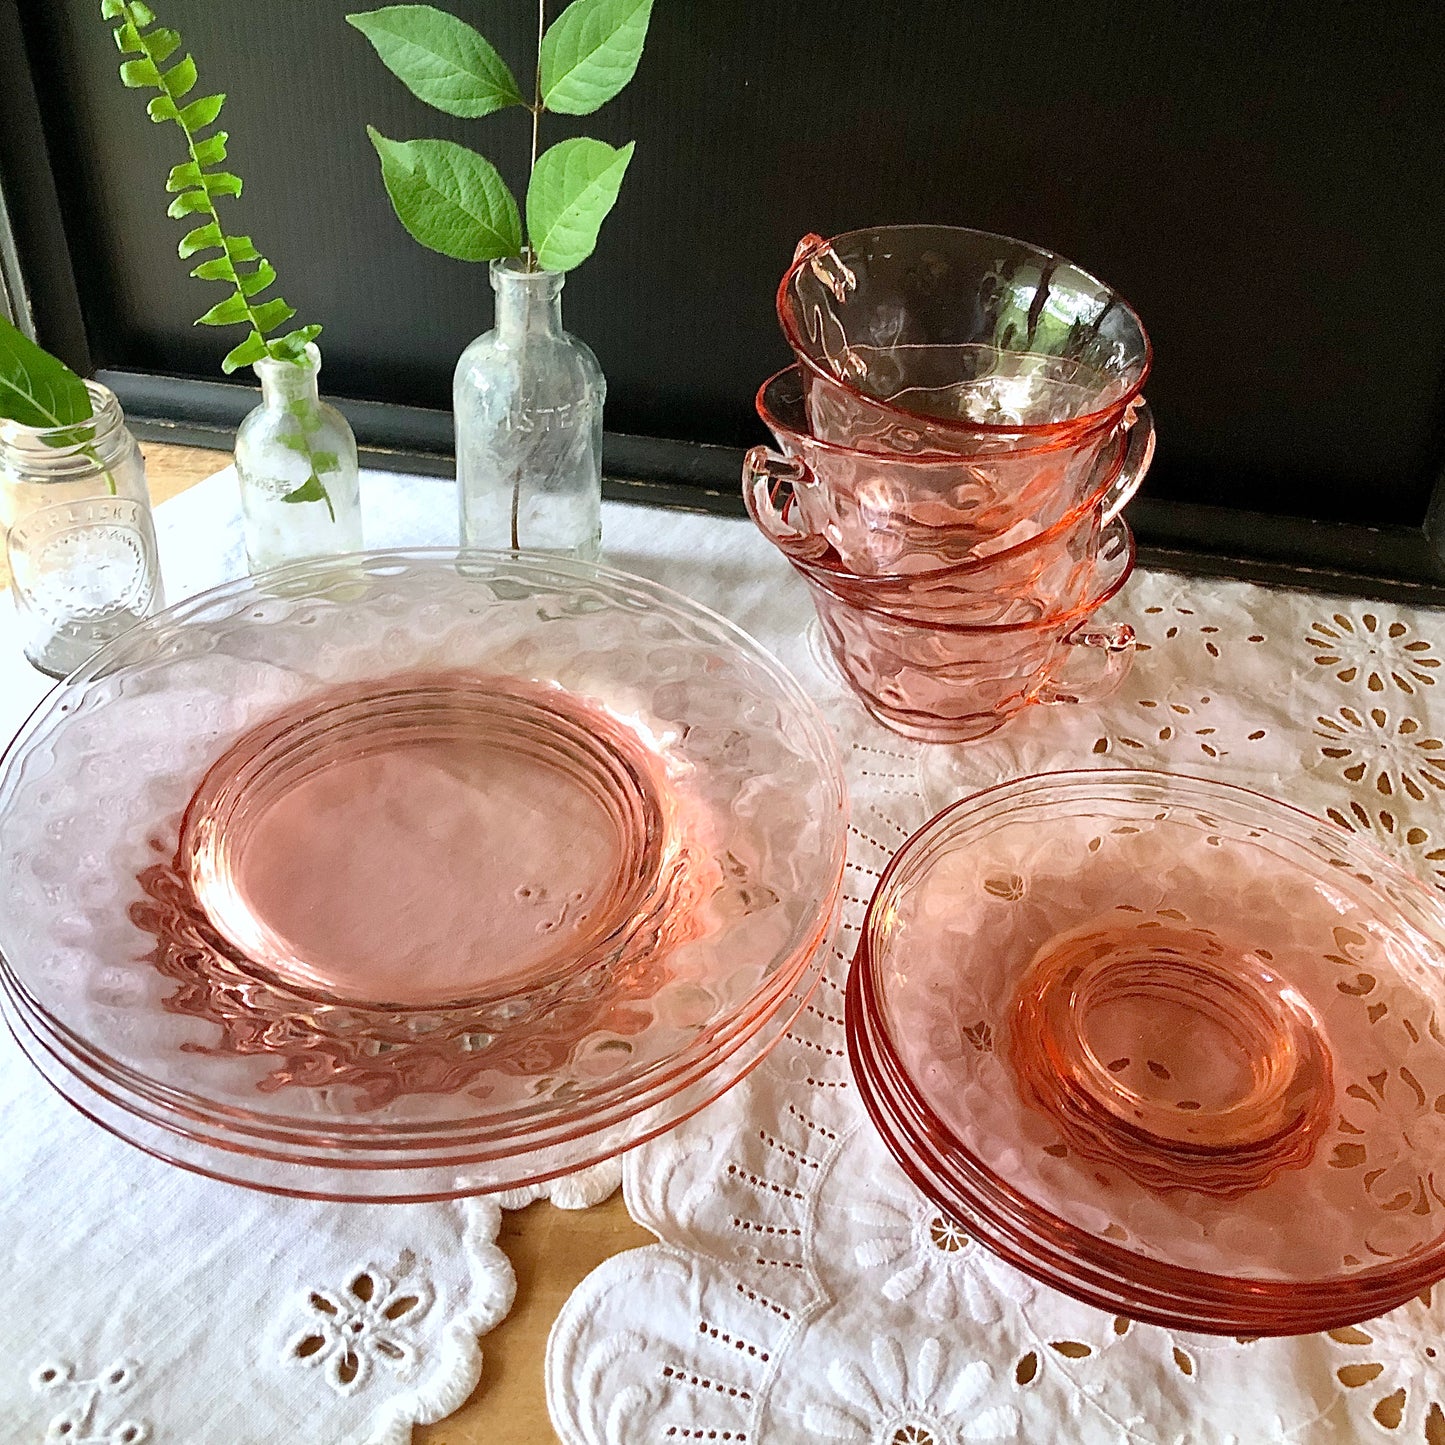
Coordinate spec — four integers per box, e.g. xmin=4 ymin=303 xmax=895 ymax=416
xmin=3 ymin=938 xmax=830 ymax=1201
xmin=0 ymin=868 xmax=838 ymax=1154
xmin=776 ymin=224 xmax=1153 ymax=441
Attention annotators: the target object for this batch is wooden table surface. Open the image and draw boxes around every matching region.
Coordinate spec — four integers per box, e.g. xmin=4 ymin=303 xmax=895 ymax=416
xmin=15 ymin=440 xmax=655 ymax=1442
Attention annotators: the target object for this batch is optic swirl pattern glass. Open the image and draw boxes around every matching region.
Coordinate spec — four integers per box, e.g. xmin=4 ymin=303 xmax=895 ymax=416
xmin=847 ymin=770 xmax=1445 ymax=1334
xmin=778 ymin=225 xmax=1151 ymax=456
xmin=752 ymin=365 xmax=1153 ymax=575
xmin=0 ymin=551 xmax=847 ymax=1199
xmin=797 ymin=522 xmax=1136 ymax=743
xmin=745 ymin=436 xmax=1143 ymax=625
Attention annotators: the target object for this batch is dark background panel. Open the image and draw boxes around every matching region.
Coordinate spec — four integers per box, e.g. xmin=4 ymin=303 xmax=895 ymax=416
xmin=10 ymin=0 xmax=1445 ymax=530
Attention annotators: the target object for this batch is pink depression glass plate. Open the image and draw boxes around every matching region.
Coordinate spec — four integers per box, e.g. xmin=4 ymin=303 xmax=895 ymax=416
xmin=847 ymin=769 xmax=1445 ymax=1335
xmin=0 ymin=551 xmax=847 ymax=1200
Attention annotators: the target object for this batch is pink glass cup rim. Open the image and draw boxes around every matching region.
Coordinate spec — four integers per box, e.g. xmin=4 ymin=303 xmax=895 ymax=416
xmin=758 ymin=364 xmax=1136 ymax=463
xmin=797 ymin=519 xmax=1135 ymax=635
xmin=848 ymin=768 xmax=1445 ymax=1334
xmin=747 ymin=435 xmax=1133 ymax=594
xmin=776 ymin=224 xmax=1153 ymax=443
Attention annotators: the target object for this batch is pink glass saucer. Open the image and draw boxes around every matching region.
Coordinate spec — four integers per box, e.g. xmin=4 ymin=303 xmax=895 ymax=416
xmin=0 ymin=551 xmax=847 ymax=1199
xmin=847 ymin=769 xmax=1445 ymax=1334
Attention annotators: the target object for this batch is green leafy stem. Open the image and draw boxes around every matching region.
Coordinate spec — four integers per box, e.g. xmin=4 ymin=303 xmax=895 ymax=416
xmin=348 ymin=0 xmax=652 ymax=273
xmin=0 ymin=314 xmax=118 ymax=493
xmin=104 ymin=0 xmax=336 ymax=512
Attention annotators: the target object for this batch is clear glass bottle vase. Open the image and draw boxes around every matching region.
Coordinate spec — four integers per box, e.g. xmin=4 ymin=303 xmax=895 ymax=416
xmin=454 ymin=259 xmax=605 ymax=559
xmin=0 ymin=380 xmax=163 ymax=677
xmin=234 ymin=343 xmax=362 ymax=572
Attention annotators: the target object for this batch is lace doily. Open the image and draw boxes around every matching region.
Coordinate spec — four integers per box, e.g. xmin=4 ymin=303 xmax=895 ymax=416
xmin=551 ymin=567 xmax=1445 ymax=1445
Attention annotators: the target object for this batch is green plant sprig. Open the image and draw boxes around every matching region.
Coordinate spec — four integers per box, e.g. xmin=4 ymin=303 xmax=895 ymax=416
xmin=104 ymin=1 xmax=337 ymax=511
xmin=0 ymin=314 xmax=92 ymax=431
xmin=0 ymin=314 xmax=122 ymax=494
xmin=348 ymin=0 xmax=652 ymax=273
xmin=104 ymin=0 xmax=320 ymax=373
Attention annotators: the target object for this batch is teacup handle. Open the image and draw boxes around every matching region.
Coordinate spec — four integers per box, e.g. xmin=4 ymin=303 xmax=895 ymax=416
xmin=792 ymin=233 xmax=857 ymax=302
xmin=1099 ymin=399 xmax=1155 ymax=524
xmin=1037 ymin=621 xmax=1137 ymax=707
xmin=742 ymin=446 xmax=833 ymax=560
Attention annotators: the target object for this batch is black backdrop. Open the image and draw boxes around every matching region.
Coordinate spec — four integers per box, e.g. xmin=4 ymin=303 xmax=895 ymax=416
xmin=6 ymin=0 xmax=1445 ymax=593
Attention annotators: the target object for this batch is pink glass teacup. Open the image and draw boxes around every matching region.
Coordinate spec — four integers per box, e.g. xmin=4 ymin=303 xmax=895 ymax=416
xmin=796 ymin=520 xmax=1137 ymax=743
xmin=745 ymin=440 xmax=1134 ymax=624
xmin=751 ymin=365 xmax=1152 ymax=575
xmin=777 ymin=225 xmax=1151 ymax=458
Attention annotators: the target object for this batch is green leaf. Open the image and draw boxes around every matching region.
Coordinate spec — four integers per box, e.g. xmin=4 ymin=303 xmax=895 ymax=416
xmin=251 ymin=297 xmax=297 ymax=332
xmin=178 ymin=221 xmax=223 ymax=258
xmin=179 ymin=93 xmax=225 ymax=130
xmin=166 ymin=188 xmax=211 ymax=219
xmin=0 ymin=314 xmax=94 ymax=429
xmin=146 ymin=93 xmax=178 ymax=122
xmin=119 ymin=56 xmax=161 ymax=87
xmin=366 ymin=128 xmax=521 ymax=262
xmin=113 ymin=20 xmax=144 ymax=54
xmin=189 ymin=256 xmax=234 ymax=281
xmin=193 ymin=131 xmax=228 ymax=166
xmin=539 ymin=0 xmax=652 ymax=116
xmin=130 ymin=2 xmax=156 ymax=24
xmin=141 ymin=26 xmax=181 ymax=64
xmin=221 ymin=331 xmax=269 ymax=373
xmin=238 ymin=261 xmax=276 ymax=297
xmin=195 ymin=293 xmax=250 ymax=327
xmin=224 ymin=235 xmax=261 ymax=263
xmin=101 ymin=1 xmax=127 ymax=20
xmin=309 ymin=450 xmax=340 ymax=474
xmin=267 ymin=325 xmax=322 ymax=362
xmin=346 ymin=5 xmax=524 ymax=118
xmin=202 ymin=171 xmax=243 ymax=199
xmin=161 ymin=54 xmax=196 ymax=99
xmin=280 ymin=472 xmax=336 ymax=521
xmin=526 ymin=137 xmax=633 ymax=271
xmin=166 ymin=160 xmax=202 ymax=192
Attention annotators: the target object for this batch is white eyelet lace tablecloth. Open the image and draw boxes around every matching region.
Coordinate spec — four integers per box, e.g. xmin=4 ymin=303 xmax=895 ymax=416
xmin=548 ymin=547 xmax=1445 ymax=1444
xmin=7 ymin=464 xmax=1445 ymax=1443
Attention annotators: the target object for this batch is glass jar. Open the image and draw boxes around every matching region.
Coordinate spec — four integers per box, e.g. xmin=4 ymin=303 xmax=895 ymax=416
xmin=0 ymin=380 xmax=163 ymax=677
xmin=454 ymin=259 xmax=604 ymax=559
xmin=234 ymin=343 xmax=362 ymax=572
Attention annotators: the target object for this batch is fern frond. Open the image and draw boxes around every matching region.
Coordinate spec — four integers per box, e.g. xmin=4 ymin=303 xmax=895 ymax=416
xmin=105 ymin=0 xmax=320 ymax=373
xmin=107 ymin=0 xmax=337 ymax=514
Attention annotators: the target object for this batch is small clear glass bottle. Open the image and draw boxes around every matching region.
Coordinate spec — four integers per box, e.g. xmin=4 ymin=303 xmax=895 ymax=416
xmin=454 ymin=259 xmax=604 ymax=559
xmin=0 ymin=380 xmax=164 ymax=677
xmin=234 ymin=343 xmax=362 ymax=572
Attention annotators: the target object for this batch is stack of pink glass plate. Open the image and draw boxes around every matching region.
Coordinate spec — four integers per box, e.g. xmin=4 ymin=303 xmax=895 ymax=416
xmin=745 ymin=226 xmax=1155 ymax=743
xmin=847 ymin=770 xmax=1445 ymax=1334
xmin=0 ymin=551 xmax=847 ymax=1200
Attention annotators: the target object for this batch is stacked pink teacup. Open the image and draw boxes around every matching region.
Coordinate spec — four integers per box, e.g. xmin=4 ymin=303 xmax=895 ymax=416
xmin=745 ymin=225 xmax=1154 ymax=743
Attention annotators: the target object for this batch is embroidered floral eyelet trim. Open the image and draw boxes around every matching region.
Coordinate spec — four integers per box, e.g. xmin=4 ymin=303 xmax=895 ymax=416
xmin=287 ymin=1268 xmax=434 ymax=1395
